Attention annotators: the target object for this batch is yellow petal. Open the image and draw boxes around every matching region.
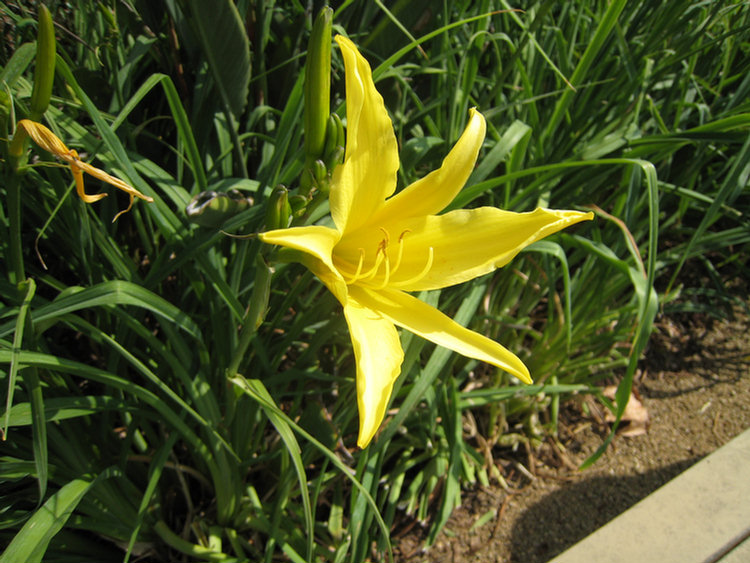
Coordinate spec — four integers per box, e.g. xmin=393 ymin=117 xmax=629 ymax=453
xmin=260 ymin=225 xmax=339 ymax=271
xmin=71 ymin=159 xmax=107 ymax=203
xmin=350 ymin=286 xmax=531 ymax=383
xmin=374 ymin=108 xmax=486 ymax=222
xmin=368 ymin=207 xmax=594 ymax=291
xmin=16 ymin=119 xmax=71 ymax=159
xmin=342 ymin=296 xmax=404 ymax=448
xmin=330 ymin=36 xmax=399 ymax=235
xmin=75 ymin=159 xmax=153 ymax=202
xmin=260 ymin=226 xmax=348 ymax=302
xmin=16 ymin=119 xmax=153 ymax=209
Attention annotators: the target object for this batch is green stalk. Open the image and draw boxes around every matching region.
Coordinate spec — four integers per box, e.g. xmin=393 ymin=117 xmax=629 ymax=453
xmin=6 ymin=5 xmax=56 ymax=284
xmin=227 ymin=253 xmax=272 ymax=377
xmin=6 ymin=171 xmax=25 ymax=285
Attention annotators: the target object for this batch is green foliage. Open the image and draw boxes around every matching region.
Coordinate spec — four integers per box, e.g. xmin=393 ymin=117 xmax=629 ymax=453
xmin=1 ymin=1 xmax=748 ymax=561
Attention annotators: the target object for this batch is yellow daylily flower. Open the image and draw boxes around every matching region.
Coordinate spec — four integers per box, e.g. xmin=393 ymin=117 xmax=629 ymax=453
xmin=260 ymin=35 xmax=593 ymax=448
xmin=12 ymin=119 xmax=153 ymax=220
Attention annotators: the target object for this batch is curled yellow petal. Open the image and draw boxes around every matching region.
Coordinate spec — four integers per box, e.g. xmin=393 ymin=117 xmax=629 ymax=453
xmin=15 ymin=119 xmax=70 ymax=158
xmin=14 ymin=119 xmax=153 ymax=217
xmin=70 ymin=157 xmax=107 ymax=203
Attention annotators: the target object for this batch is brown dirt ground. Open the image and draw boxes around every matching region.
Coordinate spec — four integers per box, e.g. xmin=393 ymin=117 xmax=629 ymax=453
xmin=395 ymin=295 xmax=750 ymax=563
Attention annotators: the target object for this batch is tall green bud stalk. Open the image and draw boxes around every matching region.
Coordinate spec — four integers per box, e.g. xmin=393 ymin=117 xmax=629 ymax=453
xmin=29 ymin=4 xmax=56 ymax=122
xmin=301 ymin=6 xmax=333 ymax=197
xmin=304 ymin=7 xmax=332 ymax=165
xmin=8 ymin=4 xmax=56 ymax=285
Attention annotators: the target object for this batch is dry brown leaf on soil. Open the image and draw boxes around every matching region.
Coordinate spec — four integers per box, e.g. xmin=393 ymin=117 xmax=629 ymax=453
xmin=603 ymin=386 xmax=650 ymax=437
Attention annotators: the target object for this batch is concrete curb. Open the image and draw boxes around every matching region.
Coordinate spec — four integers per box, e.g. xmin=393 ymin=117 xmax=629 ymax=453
xmin=548 ymin=427 xmax=750 ymax=563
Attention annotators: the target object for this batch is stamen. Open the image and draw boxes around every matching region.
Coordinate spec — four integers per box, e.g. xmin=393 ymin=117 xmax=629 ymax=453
xmin=360 ymin=250 xmax=384 ymax=281
xmin=390 ymin=246 xmax=435 ymax=288
xmin=344 ymin=248 xmax=366 ymax=283
xmin=344 ymin=247 xmax=384 ymax=283
xmin=372 ymin=249 xmax=391 ymax=290
xmin=358 ymin=229 xmax=389 ymax=285
xmin=340 ymin=228 xmax=433 ymax=289
xmin=389 ymin=230 xmax=410 ymax=276
xmin=379 ymin=227 xmax=390 ymax=247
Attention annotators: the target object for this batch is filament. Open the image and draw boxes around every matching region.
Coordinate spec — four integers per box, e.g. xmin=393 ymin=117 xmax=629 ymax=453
xmin=346 ymin=248 xmax=366 ymax=282
xmin=390 ymin=246 xmax=435 ymax=288
xmin=389 ymin=230 xmax=410 ymax=277
xmin=344 ymin=247 xmax=383 ymax=283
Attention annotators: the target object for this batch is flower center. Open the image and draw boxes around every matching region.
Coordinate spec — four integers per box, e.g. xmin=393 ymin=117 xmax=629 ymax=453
xmin=339 ymin=228 xmax=434 ymax=289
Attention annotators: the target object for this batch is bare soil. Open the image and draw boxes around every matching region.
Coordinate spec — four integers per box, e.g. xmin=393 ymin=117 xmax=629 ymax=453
xmin=396 ymin=295 xmax=750 ymax=563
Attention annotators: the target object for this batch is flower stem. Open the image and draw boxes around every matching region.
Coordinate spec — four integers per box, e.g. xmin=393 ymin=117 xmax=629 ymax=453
xmin=7 ymin=171 xmax=25 ymax=285
xmin=227 ymin=253 xmax=272 ymax=377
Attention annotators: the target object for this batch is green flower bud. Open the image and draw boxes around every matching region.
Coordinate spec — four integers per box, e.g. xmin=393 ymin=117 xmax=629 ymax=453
xmin=324 ymin=145 xmax=345 ymax=171
xmin=288 ymin=194 xmax=308 ymax=217
xmin=312 ymin=159 xmax=329 ymax=194
xmin=323 ymin=113 xmax=345 ymax=171
xmin=312 ymin=159 xmax=327 ymax=183
xmin=264 ymin=185 xmax=292 ymax=230
xmin=304 ymin=6 xmax=333 ymax=163
xmin=186 ymin=189 xmax=253 ymax=228
xmin=30 ymin=4 xmax=56 ymax=121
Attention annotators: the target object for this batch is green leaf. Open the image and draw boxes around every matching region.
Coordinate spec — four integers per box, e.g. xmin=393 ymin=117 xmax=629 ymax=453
xmin=3 ymin=279 xmax=35 ymax=439
xmin=0 ymin=43 xmax=36 ymax=90
xmin=0 ymin=474 xmax=100 ymax=563
xmin=3 ymin=395 xmax=133 ymax=427
xmin=0 ymin=280 xmax=202 ymax=341
xmin=541 ymin=0 xmax=628 ymax=143
xmin=186 ymin=0 xmax=251 ymax=117
xmin=232 ymin=378 xmax=313 ymax=561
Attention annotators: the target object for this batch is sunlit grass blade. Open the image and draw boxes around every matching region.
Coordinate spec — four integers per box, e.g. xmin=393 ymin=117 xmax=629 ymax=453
xmin=540 ymin=0 xmax=627 ymax=144
xmin=236 ymin=377 xmax=314 ymax=562
xmin=0 ymin=471 xmax=114 ymax=563
xmin=666 ymin=133 xmax=750 ymax=293
xmin=3 ymin=280 xmax=35 ymax=439
xmin=230 ymin=375 xmax=393 ymax=562
xmin=3 ymin=395 xmax=133 ymax=428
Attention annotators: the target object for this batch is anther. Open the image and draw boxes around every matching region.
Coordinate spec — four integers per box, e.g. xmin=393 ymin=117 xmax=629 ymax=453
xmin=379 ymin=227 xmax=390 ymax=247
xmin=341 ymin=228 xmax=433 ymax=288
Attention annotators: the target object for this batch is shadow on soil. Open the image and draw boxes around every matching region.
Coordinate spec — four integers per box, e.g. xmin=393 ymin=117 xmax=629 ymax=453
xmin=509 ymin=458 xmax=699 ymax=563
